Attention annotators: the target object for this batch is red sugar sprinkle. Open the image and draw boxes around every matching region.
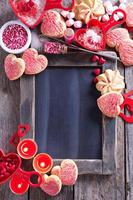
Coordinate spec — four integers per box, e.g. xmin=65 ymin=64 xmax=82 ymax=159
xmin=2 ymin=24 xmax=28 ymax=50
xmin=44 ymin=42 xmax=67 ymax=54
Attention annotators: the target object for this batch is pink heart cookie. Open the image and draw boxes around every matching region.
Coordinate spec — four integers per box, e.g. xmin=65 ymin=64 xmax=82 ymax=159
xmin=22 ymin=48 xmax=48 ymax=75
xmin=119 ymin=39 xmax=133 ymax=66
xmin=4 ymin=54 xmax=25 ymax=80
xmin=40 ymin=174 xmax=62 ymax=196
xmin=51 ymin=159 xmax=78 ymax=186
xmin=126 ymin=2 xmax=133 ymax=27
xmin=97 ymin=92 xmax=124 ymax=118
xmin=41 ymin=11 xmax=66 ymax=38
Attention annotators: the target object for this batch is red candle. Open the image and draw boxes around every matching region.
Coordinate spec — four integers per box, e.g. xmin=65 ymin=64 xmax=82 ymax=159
xmin=17 ymin=139 xmax=38 ymax=159
xmin=33 ymin=153 xmax=53 ymax=174
xmin=9 ymin=174 xmax=29 ymax=195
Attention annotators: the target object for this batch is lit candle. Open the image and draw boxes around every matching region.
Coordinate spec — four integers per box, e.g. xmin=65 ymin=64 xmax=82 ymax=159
xmin=9 ymin=174 xmax=29 ymax=195
xmin=17 ymin=139 xmax=38 ymax=159
xmin=33 ymin=153 xmax=53 ymax=174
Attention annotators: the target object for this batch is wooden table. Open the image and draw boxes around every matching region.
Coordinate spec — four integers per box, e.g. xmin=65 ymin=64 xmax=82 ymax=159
xmin=0 ymin=1 xmax=133 ymax=199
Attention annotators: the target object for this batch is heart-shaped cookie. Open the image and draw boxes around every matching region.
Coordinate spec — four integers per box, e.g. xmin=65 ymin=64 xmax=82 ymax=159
xmin=126 ymin=2 xmax=133 ymax=27
xmin=75 ymin=28 xmax=104 ymax=51
xmin=41 ymin=10 xmax=66 ymax=38
xmin=9 ymin=0 xmax=46 ymax=28
xmin=40 ymin=174 xmax=62 ymax=196
xmin=4 ymin=54 xmax=25 ymax=80
xmin=119 ymin=39 xmax=133 ymax=66
xmin=97 ymin=92 xmax=124 ymax=118
xmin=22 ymin=48 xmax=48 ymax=75
xmin=0 ymin=150 xmax=21 ymax=185
xmin=51 ymin=160 xmax=78 ymax=186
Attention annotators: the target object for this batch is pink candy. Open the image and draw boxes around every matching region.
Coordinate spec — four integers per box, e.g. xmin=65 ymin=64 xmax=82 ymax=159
xmin=67 ymin=12 xmax=75 ymax=19
xmin=66 ymin=19 xmax=74 ymax=27
xmin=102 ymin=14 xmax=110 ymax=22
xmin=60 ymin=10 xmax=69 ymax=18
xmin=74 ymin=21 xmax=82 ymax=28
xmin=104 ymin=1 xmax=113 ymax=8
xmin=119 ymin=0 xmax=127 ymax=3
xmin=119 ymin=3 xmax=126 ymax=10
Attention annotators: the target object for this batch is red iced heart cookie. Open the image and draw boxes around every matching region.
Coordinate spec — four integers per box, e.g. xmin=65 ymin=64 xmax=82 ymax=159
xmin=97 ymin=92 xmax=124 ymax=118
xmin=119 ymin=39 xmax=133 ymax=66
xmin=40 ymin=174 xmax=62 ymax=196
xmin=9 ymin=0 xmax=45 ymax=29
xmin=41 ymin=10 xmax=66 ymax=38
xmin=22 ymin=48 xmax=48 ymax=75
xmin=106 ymin=28 xmax=130 ymax=51
xmin=0 ymin=150 xmax=21 ymax=184
xmin=75 ymin=28 xmax=104 ymax=51
xmin=4 ymin=54 xmax=25 ymax=80
xmin=126 ymin=2 xmax=133 ymax=27
xmin=51 ymin=159 xmax=78 ymax=186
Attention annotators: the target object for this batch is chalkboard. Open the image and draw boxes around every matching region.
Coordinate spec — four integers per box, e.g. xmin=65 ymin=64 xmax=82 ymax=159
xmin=35 ymin=66 xmax=102 ymax=159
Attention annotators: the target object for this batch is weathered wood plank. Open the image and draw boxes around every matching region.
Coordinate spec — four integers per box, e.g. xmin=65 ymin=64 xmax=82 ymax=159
xmin=125 ymin=67 xmax=133 ymax=200
xmin=0 ymin=1 xmax=28 ymax=200
xmin=30 ymin=186 xmax=74 ymax=200
xmin=20 ymin=75 xmax=35 ymax=139
xmin=115 ymin=62 xmax=125 ymax=200
xmin=102 ymin=53 xmax=117 ymax=174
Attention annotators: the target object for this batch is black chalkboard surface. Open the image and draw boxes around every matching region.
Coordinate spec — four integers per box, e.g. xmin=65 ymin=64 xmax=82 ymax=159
xmin=35 ymin=53 xmax=102 ymax=160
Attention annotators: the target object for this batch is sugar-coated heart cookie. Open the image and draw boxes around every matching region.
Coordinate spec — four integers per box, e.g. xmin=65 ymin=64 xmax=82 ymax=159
xmin=97 ymin=92 xmax=124 ymax=118
xmin=119 ymin=39 xmax=133 ymax=66
xmin=126 ymin=2 xmax=133 ymax=27
xmin=22 ymin=48 xmax=48 ymax=75
xmin=106 ymin=28 xmax=130 ymax=51
xmin=51 ymin=159 xmax=78 ymax=186
xmin=41 ymin=11 xmax=66 ymax=38
xmin=40 ymin=174 xmax=62 ymax=196
xmin=4 ymin=54 xmax=25 ymax=80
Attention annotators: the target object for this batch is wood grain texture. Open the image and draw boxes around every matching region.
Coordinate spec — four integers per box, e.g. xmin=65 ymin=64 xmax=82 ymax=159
xmin=0 ymin=1 xmax=28 ymax=200
xmin=125 ymin=66 xmax=133 ymax=200
xmin=102 ymin=55 xmax=117 ymax=174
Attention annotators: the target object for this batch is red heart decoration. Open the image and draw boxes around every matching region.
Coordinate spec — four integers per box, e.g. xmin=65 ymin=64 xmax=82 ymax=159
xmin=9 ymin=0 xmax=46 ymax=28
xmin=75 ymin=28 xmax=105 ymax=52
xmin=0 ymin=150 xmax=21 ymax=185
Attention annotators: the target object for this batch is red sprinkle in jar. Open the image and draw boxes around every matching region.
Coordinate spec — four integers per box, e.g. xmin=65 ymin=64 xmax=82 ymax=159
xmin=0 ymin=21 xmax=31 ymax=54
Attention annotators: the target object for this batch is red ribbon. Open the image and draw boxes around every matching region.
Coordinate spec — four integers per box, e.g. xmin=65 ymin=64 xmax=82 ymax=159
xmin=120 ymin=90 xmax=133 ymax=123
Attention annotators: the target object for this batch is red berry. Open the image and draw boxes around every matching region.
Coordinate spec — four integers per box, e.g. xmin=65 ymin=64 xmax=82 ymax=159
xmin=93 ymin=69 xmax=101 ymax=76
xmin=98 ymin=57 xmax=106 ymax=65
xmin=93 ymin=77 xmax=98 ymax=84
xmin=91 ymin=55 xmax=100 ymax=62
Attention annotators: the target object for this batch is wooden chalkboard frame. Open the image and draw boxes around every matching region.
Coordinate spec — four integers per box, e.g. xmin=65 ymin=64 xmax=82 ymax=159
xmin=20 ymin=51 xmax=117 ymax=175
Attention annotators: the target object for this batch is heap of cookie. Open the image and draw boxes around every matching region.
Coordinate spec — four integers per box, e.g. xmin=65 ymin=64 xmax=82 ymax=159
xmin=0 ymin=124 xmax=78 ymax=196
xmin=95 ymin=69 xmax=133 ymax=123
xmin=0 ymin=0 xmax=133 ymax=81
